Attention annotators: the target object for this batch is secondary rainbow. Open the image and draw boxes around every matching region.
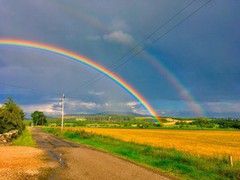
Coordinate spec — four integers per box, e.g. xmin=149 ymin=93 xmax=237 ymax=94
xmin=0 ymin=39 xmax=159 ymax=121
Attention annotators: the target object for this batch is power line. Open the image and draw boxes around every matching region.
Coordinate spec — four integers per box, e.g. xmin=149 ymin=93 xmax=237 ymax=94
xmin=67 ymin=0 xmax=212 ymax=96
xmin=66 ymin=0 xmax=198 ymax=95
xmin=109 ymin=0 xmax=213 ymax=71
xmin=101 ymin=0 xmax=197 ymax=71
xmin=0 ymin=0 xmax=196 ymax=98
xmin=1 ymin=0 xmax=212 ymax=105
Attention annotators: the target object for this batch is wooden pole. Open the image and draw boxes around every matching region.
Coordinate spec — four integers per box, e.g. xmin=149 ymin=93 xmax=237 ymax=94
xmin=61 ymin=94 xmax=65 ymax=131
xmin=229 ymin=156 xmax=233 ymax=167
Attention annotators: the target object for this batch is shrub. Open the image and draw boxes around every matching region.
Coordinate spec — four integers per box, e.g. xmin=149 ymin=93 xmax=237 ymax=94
xmin=0 ymin=97 xmax=25 ymax=134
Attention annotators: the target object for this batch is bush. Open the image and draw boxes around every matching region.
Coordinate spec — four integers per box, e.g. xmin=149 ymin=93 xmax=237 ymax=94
xmin=0 ymin=97 xmax=25 ymax=134
xmin=75 ymin=130 xmax=94 ymax=139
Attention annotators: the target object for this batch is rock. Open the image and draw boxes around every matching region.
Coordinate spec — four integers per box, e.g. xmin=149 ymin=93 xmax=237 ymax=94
xmin=0 ymin=130 xmax=19 ymax=144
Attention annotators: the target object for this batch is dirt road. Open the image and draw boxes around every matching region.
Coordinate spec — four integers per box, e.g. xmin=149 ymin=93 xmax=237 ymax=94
xmin=31 ymin=128 xmax=170 ymax=180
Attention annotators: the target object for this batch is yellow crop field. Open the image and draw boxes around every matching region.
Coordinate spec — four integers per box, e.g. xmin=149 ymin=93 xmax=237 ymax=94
xmin=70 ymin=128 xmax=240 ymax=160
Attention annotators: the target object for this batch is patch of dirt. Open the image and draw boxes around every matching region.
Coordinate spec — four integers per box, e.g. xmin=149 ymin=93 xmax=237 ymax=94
xmin=0 ymin=146 xmax=57 ymax=180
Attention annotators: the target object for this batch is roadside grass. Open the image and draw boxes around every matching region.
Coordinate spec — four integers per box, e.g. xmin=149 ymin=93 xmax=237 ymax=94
xmin=12 ymin=127 xmax=36 ymax=147
xmin=42 ymin=127 xmax=240 ymax=180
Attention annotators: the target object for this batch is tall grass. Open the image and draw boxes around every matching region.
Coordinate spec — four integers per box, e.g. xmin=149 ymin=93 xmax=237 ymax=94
xmin=12 ymin=127 xmax=36 ymax=147
xmin=42 ymin=127 xmax=240 ymax=180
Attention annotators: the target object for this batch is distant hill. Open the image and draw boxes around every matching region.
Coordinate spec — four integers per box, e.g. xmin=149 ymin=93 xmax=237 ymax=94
xmin=65 ymin=112 xmax=150 ymax=117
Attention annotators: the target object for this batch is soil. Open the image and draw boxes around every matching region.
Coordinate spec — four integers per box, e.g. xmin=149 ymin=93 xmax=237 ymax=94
xmin=0 ymin=146 xmax=56 ymax=180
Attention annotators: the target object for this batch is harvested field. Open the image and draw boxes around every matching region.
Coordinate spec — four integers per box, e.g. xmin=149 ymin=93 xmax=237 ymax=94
xmin=0 ymin=146 xmax=56 ymax=179
xmin=71 ymin=128 xmax=240 ymax=160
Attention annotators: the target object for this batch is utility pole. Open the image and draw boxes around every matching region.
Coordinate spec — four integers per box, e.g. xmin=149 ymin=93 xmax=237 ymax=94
xmin=61 ymin=94 xmax=65 ymax=131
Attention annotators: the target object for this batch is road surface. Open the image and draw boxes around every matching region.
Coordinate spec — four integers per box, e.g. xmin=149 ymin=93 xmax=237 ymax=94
xmin=31 ymin=127 xmax=171 ymax=180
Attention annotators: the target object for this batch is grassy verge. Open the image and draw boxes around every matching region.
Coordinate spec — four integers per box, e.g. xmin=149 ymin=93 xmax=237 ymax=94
xmin=41 ymin=127 xmax=240 ymax=180
xmin=12 ymin=127 xmax=36 ymax=147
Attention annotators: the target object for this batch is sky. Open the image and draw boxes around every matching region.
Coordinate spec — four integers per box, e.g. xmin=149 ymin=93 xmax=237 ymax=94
xmin=0 ymin=0 xmax=240 ymax=118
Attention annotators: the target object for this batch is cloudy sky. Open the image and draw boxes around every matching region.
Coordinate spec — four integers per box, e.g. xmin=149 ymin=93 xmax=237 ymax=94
xmin=0 ymin=0 xmax=240 ymax=118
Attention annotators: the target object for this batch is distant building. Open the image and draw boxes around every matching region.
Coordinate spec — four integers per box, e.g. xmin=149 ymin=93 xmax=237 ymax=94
xmin=76 ymin=118 xmax=86 ymax=121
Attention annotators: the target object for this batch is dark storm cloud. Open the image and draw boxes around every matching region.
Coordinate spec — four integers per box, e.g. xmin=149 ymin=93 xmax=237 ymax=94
xmin=0 ymin=0 xmax=240 ymax=117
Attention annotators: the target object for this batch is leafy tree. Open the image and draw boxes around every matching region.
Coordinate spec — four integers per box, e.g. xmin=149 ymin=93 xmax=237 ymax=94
xmin=232 ymin=121 xmax=240 ymax=129
xmin=195 ymin=118 xmax=209 ymax=130
xmin=31 ymin=111 xmax=47 ymax=125
xmin=0 ymin=97 xmax=25 ymax=134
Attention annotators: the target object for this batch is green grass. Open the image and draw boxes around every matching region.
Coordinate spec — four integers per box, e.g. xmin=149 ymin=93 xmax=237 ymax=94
xmin=42 ymin=127 xmax=240 ymax=180
xmin=12 ymin=127 xmax=36 ymax=147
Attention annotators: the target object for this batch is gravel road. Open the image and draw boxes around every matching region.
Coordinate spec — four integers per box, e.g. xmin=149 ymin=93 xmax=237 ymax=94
xmin=31 ymin=127 xmax=171 ymax=180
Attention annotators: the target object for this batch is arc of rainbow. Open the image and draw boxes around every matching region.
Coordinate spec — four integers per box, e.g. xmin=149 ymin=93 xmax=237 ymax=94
xmin=56 ymin=10 xmax=204 ymax=117
xmin=44 ymin=1 xmax=204 ymax=117
xmin=0 ymin=39 xmax=160 ymax=121
xmin=141 ymin=52 xmax=204 ymax=117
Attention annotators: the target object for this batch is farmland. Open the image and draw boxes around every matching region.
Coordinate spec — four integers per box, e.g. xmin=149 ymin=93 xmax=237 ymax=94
xmin=67 ymin=127 xmax=240 ymax=160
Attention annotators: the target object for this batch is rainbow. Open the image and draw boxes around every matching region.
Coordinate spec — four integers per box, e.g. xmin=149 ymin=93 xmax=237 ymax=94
xmin=0 ymin=39 xmax=160 ymax=121
xmin=49 ymin=1 xmax=204 ymax=117
xmin=141 ymin=52 xmax=204 ymax=117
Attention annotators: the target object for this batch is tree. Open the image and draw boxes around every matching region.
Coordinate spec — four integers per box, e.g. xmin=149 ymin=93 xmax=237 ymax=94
xmin=31 ymin=111 xmax=47 ymax=125
xmin=195 ymin=118 xmax=209 ymax=130
xmin=232 ymin=121 xmax=240 ymax=129
xmin=0 ymin=97 xmax=25 ymax=134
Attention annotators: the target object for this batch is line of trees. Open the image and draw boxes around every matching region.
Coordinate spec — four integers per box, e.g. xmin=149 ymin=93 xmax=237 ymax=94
xmin=189 ymin=118 xmax=240 ymax=129
xmin=85 ymin=115 xmax=133 ymax=121
xmin=211 ymin=118 xmax=240 ymax=129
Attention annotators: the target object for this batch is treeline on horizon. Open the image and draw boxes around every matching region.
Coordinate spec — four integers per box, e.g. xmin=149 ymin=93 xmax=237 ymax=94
xmin=46 ymin=115 xmax=138 ymax=121
xmin=32 ymin=115 xmax=240 ymax=130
